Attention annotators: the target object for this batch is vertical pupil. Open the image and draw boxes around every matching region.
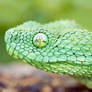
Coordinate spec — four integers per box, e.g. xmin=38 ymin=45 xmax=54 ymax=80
xmin=33 ymin=33 xmax=48 ymax=48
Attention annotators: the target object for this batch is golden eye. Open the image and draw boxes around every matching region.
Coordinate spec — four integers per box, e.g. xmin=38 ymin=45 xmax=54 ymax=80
xmin=33 ymin=33 xmax=48 ymax=48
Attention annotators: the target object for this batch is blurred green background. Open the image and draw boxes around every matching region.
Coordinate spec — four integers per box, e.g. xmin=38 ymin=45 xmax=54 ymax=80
xmin=0 ymin=0 xmax=92 ymax=64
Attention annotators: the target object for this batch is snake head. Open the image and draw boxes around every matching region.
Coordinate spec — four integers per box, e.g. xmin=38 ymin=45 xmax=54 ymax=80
xmin=5 ymin=21 xmax=92 ymax=78
xmin=5 ymin=21 xmax=59 ymax=63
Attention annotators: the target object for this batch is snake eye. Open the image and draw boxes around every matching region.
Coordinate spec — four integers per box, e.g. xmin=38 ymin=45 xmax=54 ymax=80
xmin=33 ymin=33 xmax=48 ymax=48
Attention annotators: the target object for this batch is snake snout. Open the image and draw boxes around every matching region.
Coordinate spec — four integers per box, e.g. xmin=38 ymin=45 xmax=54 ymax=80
xmin=5 ymin=29 xmax=15 ymax=44
xmin=5 ymin=30 xmax=11 ymax=43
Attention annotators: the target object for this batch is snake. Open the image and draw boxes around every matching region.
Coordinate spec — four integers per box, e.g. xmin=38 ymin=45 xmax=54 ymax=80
xmin=5 ymin=20 xmax=92 ymax=88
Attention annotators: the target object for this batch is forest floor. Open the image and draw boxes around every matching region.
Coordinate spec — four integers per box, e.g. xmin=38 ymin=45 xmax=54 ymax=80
xmin=0 ymin=63 xmax=91 ymax=92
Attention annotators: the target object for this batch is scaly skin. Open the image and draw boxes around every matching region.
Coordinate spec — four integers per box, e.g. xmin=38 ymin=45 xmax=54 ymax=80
xmin=5 ymin=20 xmax=92 ymax=88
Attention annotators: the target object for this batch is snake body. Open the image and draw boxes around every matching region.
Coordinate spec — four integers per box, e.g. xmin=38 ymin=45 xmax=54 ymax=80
xmin=5 ymin=20 xmax=92 ymax=88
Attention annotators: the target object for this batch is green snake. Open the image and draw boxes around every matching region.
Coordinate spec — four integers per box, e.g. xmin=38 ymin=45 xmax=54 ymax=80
xmin=5 ymin=20 xmax=92 ymax=88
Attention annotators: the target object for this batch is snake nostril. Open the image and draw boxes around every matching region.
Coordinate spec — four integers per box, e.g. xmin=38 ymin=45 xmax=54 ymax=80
xmin=13 ymin=37 xmax=17 ymax=41
xmin=5 ymin=29 xmax=18 ymax=43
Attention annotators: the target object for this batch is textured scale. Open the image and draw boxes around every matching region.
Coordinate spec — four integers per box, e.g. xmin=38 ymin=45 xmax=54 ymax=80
xmin=5 ymin=20 xmax=92 ymax=88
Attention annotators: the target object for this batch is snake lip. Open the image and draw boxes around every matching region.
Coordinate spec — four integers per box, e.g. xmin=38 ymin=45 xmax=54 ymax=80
xmin=5 ymin=31 xmax=9 ymax=43
xmin=6 ymin=42 xmax=18 ymax=58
